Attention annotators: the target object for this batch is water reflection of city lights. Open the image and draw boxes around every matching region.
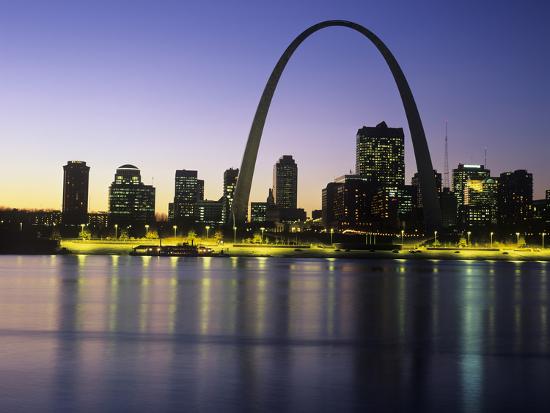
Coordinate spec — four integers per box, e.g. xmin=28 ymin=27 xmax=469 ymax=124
xmin=461 ymin=272 xmax=483 ymax=412
xmin=327 ymin=274 xmax=335 ymax=336
xmin=141 ymin=255 xmax=152 ymax=267
xmin=108 ymin=256 xmax=120 ymax=332
xmin=256 ymin=256 xmax=267 ymax=270
xmin=398 ymin=275 xmax=406 ymax=337
xmin=200 ymin=277 xmax=211 ymax=334
xmin=255 ymin=273 xmax=267 ymax=335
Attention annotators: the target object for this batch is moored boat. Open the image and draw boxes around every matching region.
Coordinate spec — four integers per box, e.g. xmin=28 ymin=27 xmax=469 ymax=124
xmin=131 ymin=243 xmax=201 ymax=257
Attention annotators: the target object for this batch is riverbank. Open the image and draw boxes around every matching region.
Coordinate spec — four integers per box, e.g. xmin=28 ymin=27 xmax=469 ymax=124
xmin=59 ymin=240 xmax=550 ymax=262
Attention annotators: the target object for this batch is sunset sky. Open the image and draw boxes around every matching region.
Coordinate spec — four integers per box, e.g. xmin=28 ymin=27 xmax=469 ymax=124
xmin=1 ymin=0 xmax=548 ymax=214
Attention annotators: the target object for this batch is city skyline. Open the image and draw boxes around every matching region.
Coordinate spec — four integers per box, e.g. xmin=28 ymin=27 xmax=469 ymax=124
xmin=1 ymin=1 xmax=548 ymax=214
xmin=1 ymin=4 xmax=550 ymax=412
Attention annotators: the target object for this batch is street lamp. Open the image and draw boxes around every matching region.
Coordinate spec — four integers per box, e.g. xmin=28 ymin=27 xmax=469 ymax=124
xmin=80 ymin=223 xmax=85 ymax=240
xmin=205 ymin=225 xmax=210 ymax=239
xmin=260 ymin=227 xmax=265 ymax=244
xmin=434 ymin=230 xmax=438 ymax=245
xmin=330 ymin=228 xmax=334 ymax=245
xmin=467 ymin=231 xmax=471 ymax=246
xmin=233 ymin=226 xmax=237 ymax=245
xmin=401 ymin=229 xmax=405 ymax=246
xmin=173 ymin=225 xmax=177 ymax=239
xmin=145 ymin=224 xmax=149 ymax=236
xmin=114 ymin=224 xmax=118 ymax=239
xmin=516 ymin=232 xmax=520 ymax=245
xmin=490 ymin=231 xmax=494 ymax=248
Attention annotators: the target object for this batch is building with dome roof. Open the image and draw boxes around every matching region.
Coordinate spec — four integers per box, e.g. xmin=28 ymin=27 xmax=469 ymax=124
xmin=108 ymin=164 xmax=155 ymax=232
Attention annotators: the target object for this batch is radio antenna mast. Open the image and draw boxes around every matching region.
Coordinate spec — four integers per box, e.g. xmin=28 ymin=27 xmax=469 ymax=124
xmin=443 ymin=120 xmax=449 ymax=189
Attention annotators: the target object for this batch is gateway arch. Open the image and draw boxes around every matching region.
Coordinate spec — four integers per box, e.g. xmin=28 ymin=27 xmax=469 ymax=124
xmin=232 ymin=20 xmax=442 ymax=232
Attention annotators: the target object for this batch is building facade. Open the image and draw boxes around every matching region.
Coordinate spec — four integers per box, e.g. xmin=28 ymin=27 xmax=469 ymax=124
xmin=322 ymin=175 xmax=372 ymax=230
xmin=108 ymin=164 xmax=155 ymax=228
xmin=88 ymin=211 xmax=109 ymax=230
xmin=452 ymin=164 xmax=490 ymax=209
xmin=497 ymin=170 xmax=533 ymax=231
xmin=411 ymin=170 xmax=442 ymax=208
xmin=0 ymin=209 xmax=62 ymax=227
xmin=62 ymin=161 xmax=90 ymax=225
xmin=250 ymin=202 xmax=268 ymax=223
xmin=460 ymin=177 xmax=498 ymax=228
xmin=273 ymin=155 xmax=298 ymax=209
xmin=356 ymin=122 xmax=404 ymax=188
xmin=222 ymin=168 xmax=239 ymax=224
xmin=439 ymin=188 xmax=457 ymax=229
xmin=173 ymin=170 xmax=201 ymax=224
xmin=194 ymin=200 xmax=223 ymax=225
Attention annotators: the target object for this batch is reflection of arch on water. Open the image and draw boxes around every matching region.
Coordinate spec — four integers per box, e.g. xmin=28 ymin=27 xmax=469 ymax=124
xmin=231 ymin=20 xmax=442 ymax=231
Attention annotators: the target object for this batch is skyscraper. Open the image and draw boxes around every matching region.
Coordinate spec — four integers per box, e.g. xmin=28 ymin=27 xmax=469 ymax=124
xmin=222 ymin=168 xmax=239 ymax=223
xmin=273 ymin=155 xmax=298 ymax=209
xmin=108 ymin=165 xmax=155 ymax=227
xmin=439 ymin=188 xmax=457 ymax=229
xmin=62 ymin=161 xmax=90 ymax=225
xmin=452 ymin=164 xmax=491 ymax=208
xmin=173 ymin=170 xmax=200 ymax=223
xmin=356 ymin=122 xmax=404 ymax=188
xmin=411 ymin=170 xmax=442 ymax=208
xmin=461 ymin=177 xmax=499 ymax=228
xmin=497 ymin=170 xmax=533 ymax=230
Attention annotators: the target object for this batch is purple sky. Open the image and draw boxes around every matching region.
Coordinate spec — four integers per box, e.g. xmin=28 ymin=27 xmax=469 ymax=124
xmin=0 ymin=0 xmax=548 ymax=214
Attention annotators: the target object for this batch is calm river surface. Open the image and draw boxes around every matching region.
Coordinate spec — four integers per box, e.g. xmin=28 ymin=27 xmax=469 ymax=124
xmin=0 ymin=255 xmax=549 ymax=412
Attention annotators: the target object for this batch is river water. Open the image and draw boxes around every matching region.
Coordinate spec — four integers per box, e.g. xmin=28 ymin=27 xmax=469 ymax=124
xmin=0 ymin=255 xmax=549 ymax=412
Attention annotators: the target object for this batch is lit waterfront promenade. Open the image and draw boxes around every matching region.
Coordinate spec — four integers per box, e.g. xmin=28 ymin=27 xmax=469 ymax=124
xmin=60 ymin=239 xmax=550 ymax=261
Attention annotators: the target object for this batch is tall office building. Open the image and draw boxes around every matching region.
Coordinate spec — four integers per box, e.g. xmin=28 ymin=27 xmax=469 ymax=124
xmin=322 ymin=175 xmax=371 ymax=230
xmin=411 ymin=170 xmax=442 ymax=208
xmin=222 ymin=168 xmax=239 ymax=223
xmin=497 ymin=170 xmax=533 ymax=230
xmin=356 ymin=122 xmax=405 ymax=188
xmin=439 ymin=188 xmax=457 ymax=228
xmin=108 ymin=164 xmax=155 ymax=227
xmin=273 ymin=155 xmax=298 ymax=209
xmin=461 ymin=177 xmax=499 ymax=227
xmin=452 ymin=164 xmax=491 ymax=208
xmin=62 ymin=161 xmax=90 ymax=225
xmin=173 ymin=170 xmax=200 ymax=223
